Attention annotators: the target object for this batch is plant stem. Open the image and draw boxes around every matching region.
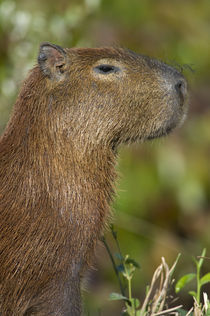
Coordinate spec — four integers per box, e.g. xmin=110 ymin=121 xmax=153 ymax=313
xmin=128 ymin=277 xmax=132 ymax=302
xmin=101 ymin=236 xmax=125 ymax=297
xmin=196 ymin=248 xmax=206 ymax=306
xmin=196 ymin=263 xmax=201 ymax=305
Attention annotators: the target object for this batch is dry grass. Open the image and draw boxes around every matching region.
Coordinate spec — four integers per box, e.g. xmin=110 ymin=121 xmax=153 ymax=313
xmin=139 ymin=256 xmax=209 ymax=316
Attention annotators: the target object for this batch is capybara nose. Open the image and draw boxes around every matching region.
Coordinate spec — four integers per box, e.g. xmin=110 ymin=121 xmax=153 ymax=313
xmin=145 ymin=57 xmax=188 ymax=106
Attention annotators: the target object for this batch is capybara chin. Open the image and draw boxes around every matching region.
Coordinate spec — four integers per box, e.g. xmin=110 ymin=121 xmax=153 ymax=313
xmin=0 ymin=42 xmax=188 ymax=315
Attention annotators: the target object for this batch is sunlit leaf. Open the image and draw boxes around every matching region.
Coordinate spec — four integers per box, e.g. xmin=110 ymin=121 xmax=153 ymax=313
xmin=189 ymin=291 xmax=197 ymax=298
xmin=175 ymin=273 xmax=196 ymax=293
xmin=200 ymin=273 xmax=210 ymax=287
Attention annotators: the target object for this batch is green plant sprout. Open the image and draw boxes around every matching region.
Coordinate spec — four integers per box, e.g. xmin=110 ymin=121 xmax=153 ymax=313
xmin=109 ymin=253 xmax=141 ymax=316
xmin=175 ymin=248 xmax=210 ymax=310
xmin=102 ymin=225 xmax=140 ymax=315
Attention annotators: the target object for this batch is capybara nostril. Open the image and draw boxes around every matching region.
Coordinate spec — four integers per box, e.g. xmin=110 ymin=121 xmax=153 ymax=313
xmin=175 ymin=78 xmax=187 ymax=103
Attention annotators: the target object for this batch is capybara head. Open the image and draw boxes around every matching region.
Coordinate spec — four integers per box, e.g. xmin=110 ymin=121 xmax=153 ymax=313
xmin=37 ymin=43 xmax=188 ymax=150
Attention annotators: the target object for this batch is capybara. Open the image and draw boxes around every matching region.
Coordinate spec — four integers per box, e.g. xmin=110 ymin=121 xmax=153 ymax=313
xmin=0 ymin=43 xmax=188 ymax=315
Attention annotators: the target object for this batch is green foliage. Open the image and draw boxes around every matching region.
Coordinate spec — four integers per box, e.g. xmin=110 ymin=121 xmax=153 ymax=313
xmin=175 ymin=249 xmax=210 ymax=306
xmin=105 ymin=228 xmax=210 ymax=315
xmin=108 ymin=255 xmax=141 ymax=316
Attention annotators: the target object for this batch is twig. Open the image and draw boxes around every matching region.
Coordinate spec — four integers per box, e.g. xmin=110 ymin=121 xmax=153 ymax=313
xmin=197 ymin=256 xmax=210 ymax=260
xmin=152 ymin=304 xmax=183 ymax=316
xmin=150 ymin=257 xmax=170 ymax=313
xmin=185 ymin=307 xmax=193 ymax=316
xmin=140 ymin=264 xmax=162 ymax=315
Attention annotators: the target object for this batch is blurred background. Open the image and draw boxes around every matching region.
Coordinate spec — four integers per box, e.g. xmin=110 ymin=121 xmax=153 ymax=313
xmin=0 ymin=0 xmax=209 ymax=314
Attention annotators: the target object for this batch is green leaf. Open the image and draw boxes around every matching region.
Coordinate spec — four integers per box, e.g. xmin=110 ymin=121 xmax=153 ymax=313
xmin=175 ymin=273 xmax=196 ymax=293
xmin=125 ymin=258 xmax=140 ymax=269
xmin=189 ymin=290 xmax=197 ymax=298
xmin=130 ymin=298 xmax=140 ymax=309
xmin=200 ymin=272 xmax=210 ymax=287
xmin=109 ymin=292 xmax=128 ymax=301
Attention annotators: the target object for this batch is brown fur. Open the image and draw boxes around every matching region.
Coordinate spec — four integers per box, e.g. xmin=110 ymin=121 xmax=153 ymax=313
xmin=0 ymin=43 xmax=188 ymax=315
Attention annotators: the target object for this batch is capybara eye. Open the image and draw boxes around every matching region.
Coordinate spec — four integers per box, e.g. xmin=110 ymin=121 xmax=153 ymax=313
xmin=94 ymin=64 xmax=120 ymax=74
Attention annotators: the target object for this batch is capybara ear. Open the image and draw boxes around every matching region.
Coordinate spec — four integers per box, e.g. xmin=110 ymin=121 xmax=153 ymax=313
xmin=38 ymin=42 xmax=67 ymax=81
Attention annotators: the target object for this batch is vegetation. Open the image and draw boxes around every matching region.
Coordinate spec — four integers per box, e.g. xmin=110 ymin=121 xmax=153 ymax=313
xmin=104 ymin=227 xmax=210 ymax=315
